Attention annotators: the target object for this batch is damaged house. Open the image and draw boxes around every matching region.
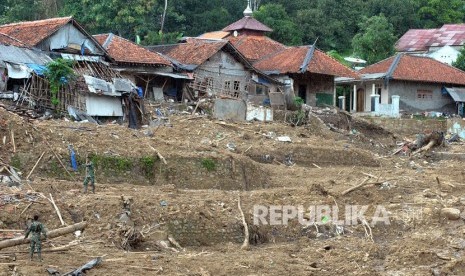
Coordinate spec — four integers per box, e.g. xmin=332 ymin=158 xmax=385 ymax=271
xmin=335 ymin=54 xmax=465 ymax=117
xmin=0 ymin=17 xmax=142 ymax=125
xmin=0 ymin=33 xmax=53 ymax=101
xmin=93 ymin=33 xmax=192 ymax=102
xmin=148 ymin=38 xmax=284 ymax=119
xmin=199 ymin=3 xmax=358 ymax=108
xmin=254 ymin=45 xmax=360 ymax=107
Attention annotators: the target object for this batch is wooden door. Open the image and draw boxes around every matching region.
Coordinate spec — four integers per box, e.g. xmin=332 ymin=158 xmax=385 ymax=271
xmin=357 ymin=88 xmax=365 ymax=112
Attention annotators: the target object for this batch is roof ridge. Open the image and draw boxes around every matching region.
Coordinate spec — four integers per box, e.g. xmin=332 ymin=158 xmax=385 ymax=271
xmin=0 ymin=16 xmax=72 ymax=27
xmin=386 ymin=54 xmax=403 ymax=78
xmin=408 ymin=54 xmax=465 ymax=75
xmin=102 ymin=33 xmax=114 ymax=50
xmin=0 ymin=32 xmax=28 ymax=47
xmin=299 ymin=45 xmax=316 ymax=73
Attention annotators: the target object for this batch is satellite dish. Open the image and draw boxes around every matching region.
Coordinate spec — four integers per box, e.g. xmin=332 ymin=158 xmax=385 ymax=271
xmin=344 ymin=57 xmax=366 ymax=64
xmin=233 ymin=30 xmax=238 ymax=37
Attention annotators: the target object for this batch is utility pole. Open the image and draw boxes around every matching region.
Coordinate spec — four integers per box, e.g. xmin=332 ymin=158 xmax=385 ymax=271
xmin=160 ymin=0 xmax=168 ymax=44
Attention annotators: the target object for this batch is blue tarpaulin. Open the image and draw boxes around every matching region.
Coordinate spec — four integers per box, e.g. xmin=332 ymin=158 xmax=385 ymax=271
xmin=25 ymin=64 xmax=47 ymax=76
xmin=137 ymin=87 xmax=143 ymax=97
xmin=68 ymin=145 xmax=78 ymax=171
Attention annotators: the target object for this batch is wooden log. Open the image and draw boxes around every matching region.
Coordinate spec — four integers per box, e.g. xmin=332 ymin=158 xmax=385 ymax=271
xmin=0 ymin=241 xmax=79 ymax=254
xmin=26 ymin=151 xmax=46 ymax=180
xmin=412 ymin=140 xmax=436 ymax=155
xmin=0 ymin=222 xmax=87 ymax=250
xmin=238 ymin=195 xmax=249 ymax=250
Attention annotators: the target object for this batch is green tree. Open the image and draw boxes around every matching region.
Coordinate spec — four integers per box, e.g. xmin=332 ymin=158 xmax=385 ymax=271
xmin=368 ymin=0 xmax=422 ymax=35
xmin=60 ymin=0 xmax=161 ymax=40
xmin=418 ymin=0 xmax=465 ymax=28
xmin=253 ymin=4 xmax=303 ymax=45
xmin=352 ymin=14 xmax=397 ymax=65
xmin=44 ymin=58 xmax=75 ymax=106
xmin=452 ymin=46 xmax=465 ymax=71
xmin=1 ymin=0 xmax=46 ymax=23
xmin=294 ymin=0 xmax=366 ymax=51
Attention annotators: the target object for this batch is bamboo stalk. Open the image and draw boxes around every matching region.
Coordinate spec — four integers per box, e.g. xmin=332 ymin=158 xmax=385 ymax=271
xmin=49 ymin=193 xmax=65 ymax=226
xmin=26 ymin=151 xmax=46 ymax=180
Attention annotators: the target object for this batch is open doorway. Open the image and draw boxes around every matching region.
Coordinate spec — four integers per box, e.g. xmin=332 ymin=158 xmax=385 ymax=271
xmin=298 ymin=84 xmax=307 ymax=103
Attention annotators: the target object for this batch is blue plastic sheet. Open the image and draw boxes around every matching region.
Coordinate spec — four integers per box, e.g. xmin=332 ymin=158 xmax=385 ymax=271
xmin=25 ymin=63 xmax=47 ymax=76
xmin=68 ymin=146 xmax=78 ymax=171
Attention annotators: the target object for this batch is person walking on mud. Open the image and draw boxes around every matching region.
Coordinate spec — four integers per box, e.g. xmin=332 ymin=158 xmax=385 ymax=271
xmin=83 ymin=156 xmax=95 ymax=193
xmin=24 ymin=215 xmax=47 ymax=261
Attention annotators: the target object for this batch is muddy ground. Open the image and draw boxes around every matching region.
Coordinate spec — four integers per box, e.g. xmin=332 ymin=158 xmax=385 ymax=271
xmin=1 ymin=106 xmax=465 ymax=275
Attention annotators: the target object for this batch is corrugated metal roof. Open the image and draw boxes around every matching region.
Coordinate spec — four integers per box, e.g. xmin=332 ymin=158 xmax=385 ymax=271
xmin=0 ymin=44 xmax=52 ymax=65
xmin=445 ymin=87 xmax=465 ymax=102
xmin=396 ymin=24 xmax=465 ymax=52
xmin=198 ymin=31 xmax=230 ymax=40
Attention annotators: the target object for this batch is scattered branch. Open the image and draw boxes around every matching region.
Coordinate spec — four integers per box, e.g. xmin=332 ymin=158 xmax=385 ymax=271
xmin=341 ymin=177 xmax=370 ymax=196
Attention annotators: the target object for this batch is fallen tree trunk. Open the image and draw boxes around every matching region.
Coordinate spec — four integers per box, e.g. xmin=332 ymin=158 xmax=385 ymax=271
xmin=0 ymin=222 xmax=86 ymax=250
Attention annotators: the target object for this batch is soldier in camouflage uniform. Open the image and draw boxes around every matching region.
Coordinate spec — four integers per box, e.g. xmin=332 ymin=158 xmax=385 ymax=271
xmin=83 ymin=160 xmax=95 ymax=193
xmin=24 ymin=215 xmax=47 ymax=261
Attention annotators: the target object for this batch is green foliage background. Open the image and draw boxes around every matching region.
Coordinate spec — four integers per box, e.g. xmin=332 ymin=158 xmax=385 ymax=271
xmin=3 ymin=0 xmax=465 ymax=65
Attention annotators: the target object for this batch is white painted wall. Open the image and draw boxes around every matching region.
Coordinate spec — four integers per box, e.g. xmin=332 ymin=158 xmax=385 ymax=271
xmin=85 ymin=95 xmax=123 ymax=116
xmin=427 ymin=46 xmax=460 ymax=65
xmin=354 ymin=81 xmax=388 ymax=112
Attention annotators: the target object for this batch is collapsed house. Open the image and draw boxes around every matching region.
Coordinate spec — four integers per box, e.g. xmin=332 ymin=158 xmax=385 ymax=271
xmin=93 ymin=33 xmax=192 ymax=102
xmin=0 ymin=17 xmax=143 ymax=126
xmin=0 ymin=33 xmax=53 ymax=101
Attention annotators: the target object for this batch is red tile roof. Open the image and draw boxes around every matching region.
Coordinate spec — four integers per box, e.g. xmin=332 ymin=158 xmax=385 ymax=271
xmin=0 ymin=32 xmax=27 ymax=47
xmin=396 ymin=24 xmax=465 ymax=52
xmin=228 ymin=34 xmax=286 ymax=62
xmin=93 ymin=33 xmax=171 ymax=66
xmin=360 ymin=54 xmax=465 ymax=86
xmin=151 ymin=38 xmax=227 ymax=66
xmin=0 ymin=17 xmax=72 ymax=47
xmin=222 ymin=16 xmax=272 ymax=32
xmin=254 ymin=46 xmax=359 ymax=78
